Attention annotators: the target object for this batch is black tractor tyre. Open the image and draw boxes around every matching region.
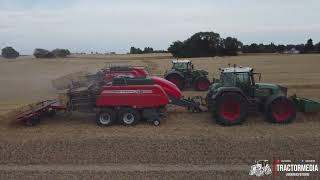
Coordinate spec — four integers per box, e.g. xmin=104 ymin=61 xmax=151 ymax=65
xmin=96 ymin=108 xmax=116 ymax=126
xmin=214 ymin=93 xmax=248 ymax=126
xmin=119 ymin=108 xmax=141 ymax=126
xmin=265 ymin=96 xmax=296 ymax=124
xmin=165 ymin=74 xmax=184 ymax=89
xmin=194 ymin=77 xmax=210 ymax=91
xmin=25 ymin=116 xmax=40 ymax=127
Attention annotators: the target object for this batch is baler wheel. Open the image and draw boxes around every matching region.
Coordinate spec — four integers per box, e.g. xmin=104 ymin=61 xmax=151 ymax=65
xmin=266 ymin=97 xmax=296 ymax=123
xmin=96 ymin=108 xmax=116 ymax=126
xmin=153 ymin=120 xmax=160 ymax=126
xmin=119 ymin=108 xmax=140 ymax=126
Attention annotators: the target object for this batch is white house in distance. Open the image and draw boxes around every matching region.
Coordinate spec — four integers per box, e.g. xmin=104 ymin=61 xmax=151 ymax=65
xmin=284 ymin=48 xmax=300 ymax=54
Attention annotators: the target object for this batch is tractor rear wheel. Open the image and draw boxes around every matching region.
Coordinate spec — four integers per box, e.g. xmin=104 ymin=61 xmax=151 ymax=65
xmin=166 ymin=74 xmax=184 ymax=89
xmin=194 ymin=77 xmax=210 ymax=91
xmin=96 ymin=108 xmax=116 ymax=126
xmin=215 ymin=93 xmax=248 ymax=126
xmin=119 ymin=108 xmax=140 ymax=126
xmin=266 ymin=96 xmax=296 ymax=123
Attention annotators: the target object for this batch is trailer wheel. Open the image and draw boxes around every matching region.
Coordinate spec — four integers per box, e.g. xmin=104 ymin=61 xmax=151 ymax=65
xmin=25 ymin=116 xmax=40 ymax=127
xmin=96 ymin=109 xmax=116 ymax=126
xmin=153 ymin=120 xmax=160 ymax=126
xmin=266 ymin=96 xmax=296 ymax=123
xmin=215 ymin=93 xmax=248 ymax=126
xmin=119 ymin=108 xmax=140 ymax=126
xmin=194 ymin=77 xmax=210 ymax=91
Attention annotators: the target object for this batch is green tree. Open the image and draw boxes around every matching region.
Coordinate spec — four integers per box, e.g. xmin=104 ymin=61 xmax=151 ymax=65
xmin=52 ymin=49 xmax=71 ymax=58
xmin=143 ymin=47 xmax=154 ymax=53
xmin=33 ymin=48 xmax=54 ymax=58
xmin=130 ymin=47 xmax=143 ymax=54
xmin=315 ymin=42 xmax=320 ymax=52
xmin=242 ymin=43 xmax=260 ymax=53
xmin=1 ymin=46 xmax=19 ymax=59
xmin=168 ymin=41 xmax=187 ymax=57
xmin=168 ymin=31 xmax=240 ymax=58
xmin=276 ymin=44 xmax=286 ymax=52
xmin=304 ymin=38 xmax=314 ymax=52
xmin=186 ymin=32 xmax=223 ymax=57
xmin=223 ymin=37 xmax=242 ymax=55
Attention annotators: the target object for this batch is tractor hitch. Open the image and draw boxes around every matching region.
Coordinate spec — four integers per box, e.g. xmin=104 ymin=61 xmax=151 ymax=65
xmin=169 ymin=96 xmax=207 ymax=112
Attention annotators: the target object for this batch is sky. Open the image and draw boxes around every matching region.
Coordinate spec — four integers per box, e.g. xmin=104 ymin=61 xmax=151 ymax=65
xmin=0 ymin=0 xmax=319 ymax=54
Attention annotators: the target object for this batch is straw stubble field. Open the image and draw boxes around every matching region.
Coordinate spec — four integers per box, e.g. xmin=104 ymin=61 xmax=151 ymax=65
xmin=0 ymin=54 xmax=319 ymax=179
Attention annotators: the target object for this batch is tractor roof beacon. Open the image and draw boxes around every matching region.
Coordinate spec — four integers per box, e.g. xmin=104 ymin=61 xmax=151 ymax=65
xmin=164 ymin=59 xmax=211 ymax=91
xmin=206 ymin=66 xmax=296 ymax=126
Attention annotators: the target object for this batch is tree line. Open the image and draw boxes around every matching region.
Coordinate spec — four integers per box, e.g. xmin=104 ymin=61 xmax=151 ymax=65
xmin=1 ymin=47 xmax=71 ymax=59
xmin=2 ymin=31 xmax=320 ymax=59
xmin=129 ymin=32 xmax=320 ymax=58
xmin=167 ymin=32 xmax=320 ymax=57
xmin=129 ymin=46 xmax=167 ymax=54
xmin=242 ymin=39 xmax=320 ymax=54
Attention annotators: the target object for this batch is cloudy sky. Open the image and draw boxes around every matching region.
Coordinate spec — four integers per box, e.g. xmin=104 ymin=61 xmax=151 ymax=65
xmin=0 ymin=0 xmax=319 ymax=54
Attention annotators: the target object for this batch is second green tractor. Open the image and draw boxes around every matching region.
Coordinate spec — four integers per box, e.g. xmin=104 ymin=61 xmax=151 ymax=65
xmin=164 ymin=60 xmax=211 ymax=91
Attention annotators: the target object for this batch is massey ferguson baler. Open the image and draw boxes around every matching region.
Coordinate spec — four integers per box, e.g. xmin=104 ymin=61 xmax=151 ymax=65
xmin=17 ymin=76 xmax=203 ymax=126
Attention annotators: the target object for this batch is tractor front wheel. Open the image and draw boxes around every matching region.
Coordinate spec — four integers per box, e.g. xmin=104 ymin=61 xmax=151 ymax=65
xmin=215 ymin=93 xmax=248 ymax=126
xmin=266 ymin=97 xmax=296 ymax=123
xmin=194 ymin=77 xmax=210 ymax=91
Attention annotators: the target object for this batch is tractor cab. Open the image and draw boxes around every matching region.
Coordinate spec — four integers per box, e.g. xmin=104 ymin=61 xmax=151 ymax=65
xmin=217 ymin=66 xmax=282 ymax=98
xmin=219 ymin=67 xmax=256 ymax=97
xmin=172 ymin=60 xmax=193 ymax=72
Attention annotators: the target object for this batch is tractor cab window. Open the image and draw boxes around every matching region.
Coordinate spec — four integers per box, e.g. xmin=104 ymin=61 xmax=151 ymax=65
xmin=221 ymin=73 xmax=236 ymax=87
xmin=235 ymin=73 xmax=251 ymax=86
xmin=173 ymin=63 xmax=188 ymax=70
xmin=221 ymin=72 xmax=252 ymax=87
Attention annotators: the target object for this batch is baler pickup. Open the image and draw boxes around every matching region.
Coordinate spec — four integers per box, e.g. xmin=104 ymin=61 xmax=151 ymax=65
xmin=290 ymin=95 xmax=320 ymax=113
xmin=14 ymin=100 xmax=66 ymax=126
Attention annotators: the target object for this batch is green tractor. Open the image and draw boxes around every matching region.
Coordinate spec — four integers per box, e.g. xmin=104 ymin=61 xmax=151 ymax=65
xmin=164 ymin=60 xmax=211 ymax=91
xmin=206 ymin=66 xmax=320 ymax=126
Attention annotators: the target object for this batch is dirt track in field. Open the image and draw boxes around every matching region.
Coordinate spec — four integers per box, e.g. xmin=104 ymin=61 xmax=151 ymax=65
xmin=0 ymin=54 xmax=319 ymax=179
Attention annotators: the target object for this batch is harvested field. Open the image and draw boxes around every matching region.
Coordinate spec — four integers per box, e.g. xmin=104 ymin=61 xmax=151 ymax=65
xmin=0 ymin=54 xmax=319 ymax=179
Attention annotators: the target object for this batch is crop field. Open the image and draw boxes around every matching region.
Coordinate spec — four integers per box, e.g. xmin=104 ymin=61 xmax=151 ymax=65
xmin=0 ymin=54 xmax=319 ymax=179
